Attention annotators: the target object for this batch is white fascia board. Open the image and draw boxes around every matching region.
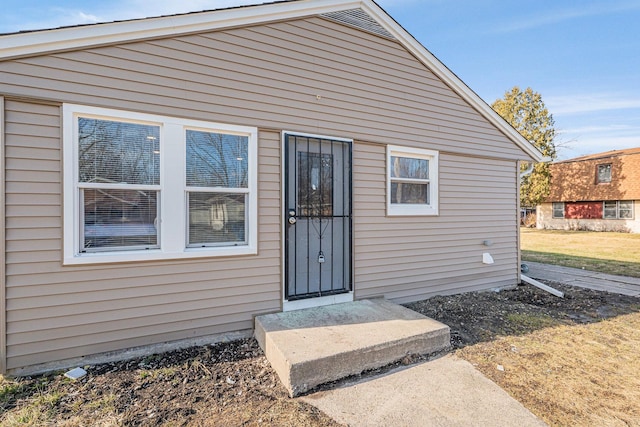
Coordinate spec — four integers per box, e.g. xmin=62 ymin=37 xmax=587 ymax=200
xmin=361 ymin=1 xmax=544 ymax=163
xmin=0 ymin=0 xmax=361 ymax=60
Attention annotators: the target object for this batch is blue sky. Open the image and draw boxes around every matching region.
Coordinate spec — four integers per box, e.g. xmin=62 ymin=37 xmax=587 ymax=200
xmin=2 ymin=0 xmax=639 ymax=160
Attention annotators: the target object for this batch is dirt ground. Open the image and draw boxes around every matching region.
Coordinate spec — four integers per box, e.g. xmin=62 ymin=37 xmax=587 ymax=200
xmin=406 ymin=280 xmax=640 ymax=349
xmin=2 ymin=280 xmax=639 ymax=426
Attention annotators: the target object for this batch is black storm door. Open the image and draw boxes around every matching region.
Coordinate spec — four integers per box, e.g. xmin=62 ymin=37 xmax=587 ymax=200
xmin=284 ymin=134 xmax=352 ymax=300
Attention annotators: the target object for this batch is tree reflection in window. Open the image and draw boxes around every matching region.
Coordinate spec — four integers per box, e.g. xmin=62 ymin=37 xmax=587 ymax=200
xmin=298 ymin=152 xmax=333 ymax=217
xmin=185 ymin=130 xmax=249 ymax=247
xmin=186 ymin=130 xmax=248 ymax=188
xmin=390 ymin=156 xmax=430 ymax=204
xmin=78 ymin=118 xmax=159 ymax=185
xmin=78 ymin=118 xmax=160 ymax=251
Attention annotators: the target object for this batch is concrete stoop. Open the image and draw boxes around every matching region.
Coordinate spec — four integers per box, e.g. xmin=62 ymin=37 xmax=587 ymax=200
xmin=254 ymin=298 xmax=450 ymax=397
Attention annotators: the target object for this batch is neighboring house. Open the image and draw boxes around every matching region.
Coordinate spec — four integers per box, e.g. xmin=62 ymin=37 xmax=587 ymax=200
xmin=537 ymin=148 xmax=640 ymax=232
xmin=0 ymin=0 xmax=543 ymax=375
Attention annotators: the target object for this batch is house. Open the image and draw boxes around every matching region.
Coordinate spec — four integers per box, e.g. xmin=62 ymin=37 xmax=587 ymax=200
xmin=537 ymin=148 xmax=640 ymax=232
xmin=0 ymin=0 xmax=543 ymax=375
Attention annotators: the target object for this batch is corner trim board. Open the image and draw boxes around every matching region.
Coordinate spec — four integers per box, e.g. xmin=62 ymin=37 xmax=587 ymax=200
xmin=0 ymin=96 xmax=6 ymax=374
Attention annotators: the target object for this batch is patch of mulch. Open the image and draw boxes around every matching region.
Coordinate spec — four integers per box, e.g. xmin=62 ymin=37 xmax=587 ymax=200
xmin=2 ymin=281 xmax=639 ymax=426
xmin=2 ymin=339 xmax=340 ymax=426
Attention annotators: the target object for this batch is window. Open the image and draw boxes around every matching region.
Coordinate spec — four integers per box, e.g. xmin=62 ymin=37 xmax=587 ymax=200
xmin=77 ymin=117 xmax=161 ymax=252
xmin=552 ymin=202 xmax=565 ymax=218
xmin=603 ymin=201 xmax=617 ymax=219
xmin=597 ymin=164 xmax=612 ymax=183
xmin=387 ymin=145 xmax=438 ymax=216
xmin=619 ymin=201 xmax=634 ymax=219
xmin=186 ymin=130 xmax=249 ymax=247
xmin=604 ymin=200 xmax=634 ymax=219
xmin=63 ymin=104 xmax=257 ymax=264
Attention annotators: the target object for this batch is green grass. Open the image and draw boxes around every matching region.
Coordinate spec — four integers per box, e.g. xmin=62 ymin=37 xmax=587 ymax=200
xmin=505 ymin=313 xmax=562 ymax=331
xmin=521 ymin=228 xmax=640 ymax=277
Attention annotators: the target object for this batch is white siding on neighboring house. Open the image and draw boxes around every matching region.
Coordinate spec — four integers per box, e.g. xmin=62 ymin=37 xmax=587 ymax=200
xmin=537 ymin=202 xmax=640 ymax=233
xmin=0 ymin=16 xmax=528 ymax=373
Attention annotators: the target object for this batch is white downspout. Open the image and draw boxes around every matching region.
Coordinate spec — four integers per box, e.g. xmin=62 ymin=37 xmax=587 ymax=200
xmin=519 ymin=161 xmax=535 ymax=178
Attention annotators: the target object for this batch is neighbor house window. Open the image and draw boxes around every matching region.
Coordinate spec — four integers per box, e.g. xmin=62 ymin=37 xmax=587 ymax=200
xmin=387 ymin=145 xmax=438 ymax=216
xmin=552 ymin=202 xmax=565 ymax=219
xmin=604 ymin=200 xmax=634 ymax=219
xmin=619 ymin=201 xmax=634 ymax=219
xmin=597 ymin=164 xmax=612 ymax=183
xmin=63 ymin=104 xmax=257 ymax=264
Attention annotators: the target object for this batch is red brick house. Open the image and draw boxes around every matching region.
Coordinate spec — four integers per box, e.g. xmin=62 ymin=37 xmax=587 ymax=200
xmin=537 ymin=148 xmax=640 ymax=232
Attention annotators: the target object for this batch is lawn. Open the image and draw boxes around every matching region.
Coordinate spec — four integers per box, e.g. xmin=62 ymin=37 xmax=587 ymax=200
xmin=520 ymin=228 xmax=640 ymax=277
xmin=459 ymin=310 xmax=640 ymax=426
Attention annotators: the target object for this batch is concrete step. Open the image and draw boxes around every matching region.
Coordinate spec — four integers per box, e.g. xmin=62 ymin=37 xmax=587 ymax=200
xmin=255 ymin=298 xmax=450 ymax=397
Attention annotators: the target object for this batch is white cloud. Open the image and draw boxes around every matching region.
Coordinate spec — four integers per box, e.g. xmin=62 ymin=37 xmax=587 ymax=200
xmin=555 ymin=120 xmax=640 ymax=159
xmin=1 ymin=0 xmax=268 ymax=32
xmin=560 ymin=124 xmax=638 ymax=134
xmin=51 ymin=8 xmax=101 ymax=25
xmin=560 ymin=135 xmax=640 ymax=159
xmin=546 ymin=93 xmax=640 ymax=115
xmin=492 ymin=1 xmax=640 ymax=33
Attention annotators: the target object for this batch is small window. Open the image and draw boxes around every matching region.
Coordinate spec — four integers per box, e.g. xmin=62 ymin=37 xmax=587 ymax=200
xmin=597 ymin=164 xmax=612 ymax=183
xmin=603 ymin=201 xmax=617 ymax=219
xmin=387 ymin=145 xmax=438 ymax=216
xmin=552 ymin=202 xmax=565 ymax=219
xmin=604 ymin=200 xmax=634 ymax=219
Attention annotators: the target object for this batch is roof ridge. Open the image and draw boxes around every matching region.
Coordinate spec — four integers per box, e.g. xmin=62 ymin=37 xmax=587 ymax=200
xmin=555 ymin=147 xmax=640 ymax=163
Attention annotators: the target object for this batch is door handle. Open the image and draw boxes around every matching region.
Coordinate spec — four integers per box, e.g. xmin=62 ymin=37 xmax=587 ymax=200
xmin=287 ymin=209 xmax=297 ymax=225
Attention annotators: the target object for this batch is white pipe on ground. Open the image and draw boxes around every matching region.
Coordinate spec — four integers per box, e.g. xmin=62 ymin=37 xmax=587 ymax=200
xmin=521 ymin=274 xmax=564 ymax=298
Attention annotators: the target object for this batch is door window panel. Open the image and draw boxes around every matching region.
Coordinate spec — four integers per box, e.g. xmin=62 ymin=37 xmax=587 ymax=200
xmin=297 ymin=152 xmax=333 ymax=217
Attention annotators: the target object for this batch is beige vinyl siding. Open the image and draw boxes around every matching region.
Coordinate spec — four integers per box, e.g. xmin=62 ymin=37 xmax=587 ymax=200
xmin=0 ymin=15 xmax=527 ymax=372
xmin=0 ymin=17 xmax=526 ymax=162
xmin=4 ymin=100 xmax=282 ymax=371
xmin=353 ymin=142 xmax=518 ymax=303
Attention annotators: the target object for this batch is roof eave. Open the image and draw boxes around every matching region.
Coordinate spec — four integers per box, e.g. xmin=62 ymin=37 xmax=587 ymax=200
xmin=0 ymin=0 xmax=545 ymax=162
xmin=0 ymin=0 xmax=361 ymax=61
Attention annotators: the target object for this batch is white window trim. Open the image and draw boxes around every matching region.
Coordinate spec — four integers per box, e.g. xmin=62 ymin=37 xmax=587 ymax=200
xmin=63 ymin=104 xmax=258 ymax=265
xmin=386 ymin=145 xmax=439 ymax=216
xmin=603 ymin=200 xmax=634 ymax=220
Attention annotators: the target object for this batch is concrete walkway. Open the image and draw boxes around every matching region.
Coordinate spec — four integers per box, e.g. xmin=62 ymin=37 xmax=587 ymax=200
xmin=525 ymin=261 xmax=640 ymax=296
xmin=295 ymin=263 xmax=640 ymax=426
xmin=301 ymin=354 xmax=546 ymax=427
